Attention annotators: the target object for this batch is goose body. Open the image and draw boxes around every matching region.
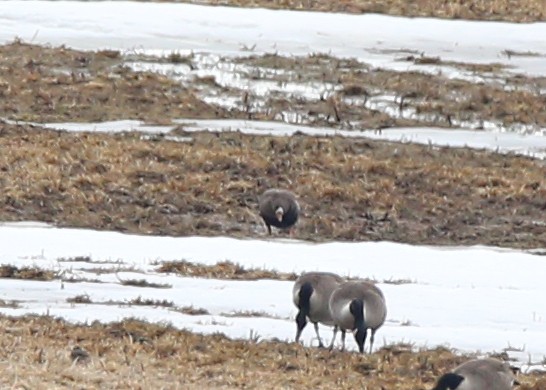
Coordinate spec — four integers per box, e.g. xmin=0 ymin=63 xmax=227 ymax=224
xmin=432 ymin=358 xmax=519 ymax=390
xmin=292 ymin=272 xmax=344 ymax=348
xmin=259 ymin=189 xmax=299 ymax=235
xmin=328 ymin=280 xmax=386 ymax=353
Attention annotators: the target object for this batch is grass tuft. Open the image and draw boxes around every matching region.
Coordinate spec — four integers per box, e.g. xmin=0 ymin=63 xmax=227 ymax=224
xmin=0 ymin=265 xmax=56 ymax=281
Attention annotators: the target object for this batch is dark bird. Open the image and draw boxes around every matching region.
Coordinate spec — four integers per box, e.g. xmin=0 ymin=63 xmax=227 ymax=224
xmin=70 ymin=345 xmax=90 ymax=363
xmin=292 ymin=272 xmax=344 ymax=348
xmin=258 ymin=189 xmax=299 ymax=235
xmin=328 ymin=280 xmax=386 ymax=354
xmin=432 ymin=358 xmax=519 ymax=390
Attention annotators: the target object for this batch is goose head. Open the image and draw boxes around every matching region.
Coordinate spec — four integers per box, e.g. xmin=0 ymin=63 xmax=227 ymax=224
xmin=275 ymin=206 xmax=284 ymax=222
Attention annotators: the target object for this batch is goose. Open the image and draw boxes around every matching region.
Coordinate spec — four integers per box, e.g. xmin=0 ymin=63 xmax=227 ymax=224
xmin=259 ymin=189 xmax=299 ymax=235
xmin=432 ymin=358 xmax=519 ymax=390
xmin=328 ymin=280 xmax=386 ymax=354
xmin=292 ymin=272 xmax=344 ymax=348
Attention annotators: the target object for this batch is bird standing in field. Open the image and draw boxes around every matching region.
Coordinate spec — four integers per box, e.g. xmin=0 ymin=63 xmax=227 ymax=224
xmin=432 ymin=358 xmax=519 ymax=390
xmin=258 ymin=189 xmax=299 ymax=235
xmin=328 ymin=280 xmax=386 ymax=354
xmin=292 ymin=272 xmax=344 ymax=348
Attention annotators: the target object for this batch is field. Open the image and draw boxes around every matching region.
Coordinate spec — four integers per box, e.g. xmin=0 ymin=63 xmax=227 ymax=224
xmin=0 ymin=0 xmax=545 ymax=388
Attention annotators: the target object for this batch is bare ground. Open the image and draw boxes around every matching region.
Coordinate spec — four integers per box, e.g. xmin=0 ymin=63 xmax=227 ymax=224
xmin=1 ymin=121 xmax=545 ymax=248
xmin=1 ymin=33 xmax=546 ymax=389
xmin=0 ymin=315 xmax=544 ymax=389
xmin=176 ymin=0 xmax=546 ymax=23
xmin=0 ymin=42 xmax=545 ymax=248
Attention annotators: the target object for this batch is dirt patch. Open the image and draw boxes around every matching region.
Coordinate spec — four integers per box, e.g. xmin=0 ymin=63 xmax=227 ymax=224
xmin=1 ymin=122 xmax=545 ymax=249
xmin=178 ymin=0 xmax=545 ymax=23
xmin=0 ymin=315 xmax=542 ymax=389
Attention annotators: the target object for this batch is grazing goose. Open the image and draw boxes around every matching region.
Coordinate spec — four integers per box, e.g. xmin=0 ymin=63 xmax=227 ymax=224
xmin=328 ymin=280 xmax=386 ymax=354
xmin=432 ymin=358 xmax=519 ymax=390
xmin=259 ymin=189 xmax=299 ymax=235
xmin=292 ymin=272 xmax=344 ymax=348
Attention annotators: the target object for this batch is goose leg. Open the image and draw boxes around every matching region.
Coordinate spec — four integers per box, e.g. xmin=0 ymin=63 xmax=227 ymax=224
xmin=295 ymin=325 xmax=305 ymax=344
xmin=369 ymin=329 xmax=375 ymax=354
xmin=266 ymin=223 xmax=272 ymax=235
xmin=328 ymin=326 xmax=338 ymax=351
xmin=340 ymin=330 xmax=346 ymax=352
xmin=313 ymin=322 xmax=325 ymax=348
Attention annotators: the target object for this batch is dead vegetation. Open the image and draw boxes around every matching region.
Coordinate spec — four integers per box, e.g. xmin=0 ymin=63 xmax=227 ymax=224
xmin=221 ymin=310 xmax=286 ymax=320
xmin=175 ymin=306 xmax=210 ymax=315
xmin=0 ymin=41 xmax=244 ymax=123
xmin=0 ymin=315 xmax=543 ymax=389
xmin=0 ymin=264 xmax=56 ymax=281
xmin=179 ymin=0 xmax=546 ymax=23
xmin=66 ymin=294 xmax=175 ymax=308
xmin=118 ymin=278 xmax=172 ymax=289
xmin=1 ymin=122 xmax=544 ymax=248
xmin=157 ymin=260 xmax=416 ymax=284
xmin=229 ymin=52 xmax=546 ymax=131
xmin=2 ymin=43 xmax=545 ymax=132
xmin=0 ymin=299 xmax=20 ymax=308
xmin=157 ymin=260 xmax=298 ymax=281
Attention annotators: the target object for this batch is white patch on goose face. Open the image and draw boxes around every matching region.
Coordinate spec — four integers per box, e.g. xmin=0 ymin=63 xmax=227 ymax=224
xmin=275 ymin=206 xmax=284 ymax=221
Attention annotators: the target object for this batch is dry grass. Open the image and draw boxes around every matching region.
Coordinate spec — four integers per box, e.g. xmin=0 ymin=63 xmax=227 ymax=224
xmin=66 ymin=295 xmax=176 ymax=308
xmin=157 ymin=260 xmax=415 ymax=284
xmin=118 ymin=278 xmax=172 ymax=289
xmin=158 ymin=260 xmax=298 ymax=281
xmin=232 ymin=53 xmax=546 ymax=130
xmin=0 ymin=299 xmax=20 ymax=308
xmin=0 ymin=41 xmax=243 ymax=123
xmin=178 ymin=0 xmax=546 ymax=23
xmin=1 ymin=122 xmax=544 ymax=248
xmin=0 ymin=315 xmax=543 ymax=389
xmin=2 ymin=43 xmax=545 ymax=131
xmin=175 ymin=306 xmax=211 ymax=315
xmin=0 ymin=264 xmax=56 ymax=281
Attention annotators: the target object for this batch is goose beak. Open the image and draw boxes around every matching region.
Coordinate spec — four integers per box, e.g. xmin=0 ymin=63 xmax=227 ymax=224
xmin=275 ymin=207 xmax=284 ymax=222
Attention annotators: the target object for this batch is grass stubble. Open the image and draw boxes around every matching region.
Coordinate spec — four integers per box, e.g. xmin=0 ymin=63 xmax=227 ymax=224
xmin=0 ymin=13 xmax=545 ymax=387
xmin=0 ymin=315 xmax=544 ymax=389
xmin=1 ymin=122 xmax=544 ymax=248
xmin=174 ymin=0 xmax=546 ymax=23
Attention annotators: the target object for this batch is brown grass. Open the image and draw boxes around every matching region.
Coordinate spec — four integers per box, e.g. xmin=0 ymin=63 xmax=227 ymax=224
xmin=157 ymin=260 xmax=298 ymax=281
xmin=157 ymin=260 xmax=415 ymax=284
xmin=0 ymin=264 xmax=56 ymax=281
xmin=2 ymin=43 xmax=545 ymax=131
xmin=118 ymin=278 xmax=172 ymax=289
xmin=0 ymin=41 xmax=243 ymax=123
xmin=1 ymin=122 xmax=544 ymax=249
xmin=177 ymin=0 xmax=546 ymax=23
xmin=0 ymin=315 xmax=543 ymax=389
xmin=0 ymin=299 xmax=20 ymax=308
xmin=232 ymin=53 xmax=546 ymax=130
xmin=175 ymin=306 xmax=211 ymax=315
